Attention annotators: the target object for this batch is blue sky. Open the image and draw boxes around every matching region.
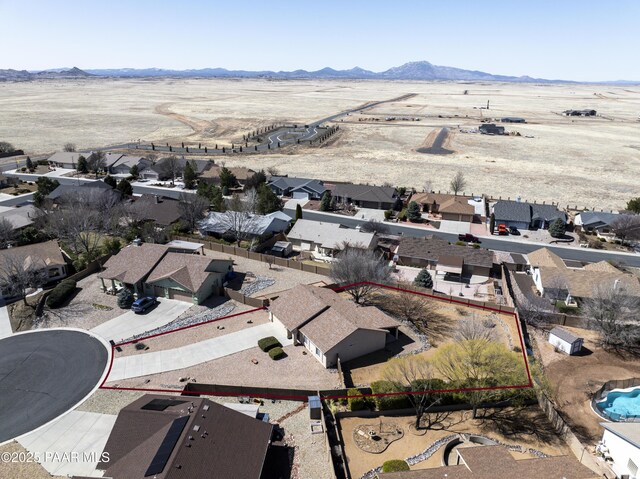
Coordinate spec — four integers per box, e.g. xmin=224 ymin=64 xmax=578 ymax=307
xmin=1 ymin=0 xmax=638 ymax=81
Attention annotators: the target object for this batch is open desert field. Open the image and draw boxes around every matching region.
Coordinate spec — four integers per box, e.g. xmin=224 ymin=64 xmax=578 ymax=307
xmin=1 ymin=78 xmax=639 ymax=208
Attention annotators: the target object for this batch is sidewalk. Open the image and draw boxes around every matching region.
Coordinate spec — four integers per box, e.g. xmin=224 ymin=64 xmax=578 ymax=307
xmin=0 ymin=301 xmax=12 ymax=339
xmin=107 ymin=322 xmax=292 ymax=381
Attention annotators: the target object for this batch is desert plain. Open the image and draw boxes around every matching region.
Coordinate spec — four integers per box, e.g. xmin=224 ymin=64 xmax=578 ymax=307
xmin=1 ymin=78 xmax=639 ymax=209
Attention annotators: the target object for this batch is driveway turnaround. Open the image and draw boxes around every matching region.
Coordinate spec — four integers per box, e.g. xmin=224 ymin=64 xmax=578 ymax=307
xmin=0 ymin=300 xmax=12 ymax=339
xmin=107 ymin=322 xmax=292 ymax=381
xmin=18 ymin=410 xmax=117 ymax=478
xmin=90 ymin=299 xmax=192 ymax=343
xmin=0 ymin=329 xmax=109 ymax=443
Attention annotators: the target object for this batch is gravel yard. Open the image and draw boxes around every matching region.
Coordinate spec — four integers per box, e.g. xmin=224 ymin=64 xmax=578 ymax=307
xmin=203 ymin=248 xmax=331 ymax=297
xmin=117 ymin=306 xmax=267 ymax=357
xmin=107 ymin=343 xmax=341 ymax=391
xmin=38 ymin=274 xmax=125 ymax=330
xmin=0 ymin=442 xmax=66 ymax=479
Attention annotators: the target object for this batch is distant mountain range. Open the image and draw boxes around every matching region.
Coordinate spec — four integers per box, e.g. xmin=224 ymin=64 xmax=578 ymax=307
xmin=0 ymin=62 xmax=637 ymax=83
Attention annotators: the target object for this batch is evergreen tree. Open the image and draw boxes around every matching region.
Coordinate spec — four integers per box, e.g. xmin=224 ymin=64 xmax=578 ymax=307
xmin=256 ymin=184 xmax=283 ymax=214
xmin=320 ymin=191 xmax=332 ymax=211
xmin=77 ymin=155 xmax=88 ymax=174
xmin=414 ymin=269 xmax=433 ymax=289
xmin=104 ymin=175 xmax=117 ymax=189
xmin=219 ymin=167 xmax=237 ymax=189
xmin=117 ymin=288 xmax=135 ymax=309
xmin=117 ymin=178 xmax=133 ymax=196
xmin=25 ymin=156 xmax=34 ymax=171
xmin=549 ymin=218 xmax=566 ymax=238
xmin=489 ymin=213 xmax=495 ymax=235
xmin=210 ymin=186 xmax=225 ymax=212
xmin=183 ymin=161 xmax=196 ymax=189
xmin=330 ymin=195 xmax=337 ymax=210
xmin=407 ymin=201 xmax=422 ymax=222
xmin=393 ymin=197 xmax=404 ymax=211
xmin=129 ymin=164 xmax=139 ymax=179
xmin=295 ymin=203 xmax=303 ymax=220
xmin=626 ymin=197 xmax=640 ymax=214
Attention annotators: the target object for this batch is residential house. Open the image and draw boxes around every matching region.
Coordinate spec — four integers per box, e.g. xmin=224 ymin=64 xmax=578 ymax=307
xmin=563 ymin=109 xmax=597 ymax=116
xmin=269 ymin=284 xmax=400 ymax=367
xmin=410 ymin=192 xmax=478 ymax=222
xmin=0 ymin=240 xmax=68 ymax=300
xmin=98 ymin=243 xmax=232 ymax=303
xmin=47 ymin=151 xmax=83 ymax=169
xmin=0 ymin=204 xmax=38 ymax=232
xmin=332 ymin=183 xmax=397 ymax=210
xmin=501 ymin=117 xmax=526 ymax=123
xmin=97 ymin=394 xmax=274 ymax=479
xmin=105 ymin=153 xmax=152 ymax=175
xmin=492 ymin=200 xmax=566 ymax=230
xmin=527 ymin=247 xmax=640 ymax=305
xmin=267 ymin=176 xmax=327 ymax=200
xmin=132 ymin=194 xmax=182 ymax=227
xmin=47 ymin=181 xmax=122 ymax=206
xmin=394 ymin=236 xmax=494 ymax=279
xmin=548 ymin=327 xmax=583 ymax=355
xmin=199 ymin=165 xmax=257 ymax=186
xmin=0 ymin=174 xmax=19 ymax=188
xmin=198 ymin=211 xmax=291 ymax=240
xmin=377 ymin=444 xmax=597 ymax=479
xmin=575 ymin=211 xmax=639 ymax=241
xmin=139 ymin=157 xmax=212 ymax=181
xmin=599 ymin=422 xmax=640 ymax=479
xmin=145 ymin=252 xmax=232 ymax=303
xmin=479 ymin=123 xmax=505 ymax=135
xmin=286 ymin=219 xmax=377 ymax=257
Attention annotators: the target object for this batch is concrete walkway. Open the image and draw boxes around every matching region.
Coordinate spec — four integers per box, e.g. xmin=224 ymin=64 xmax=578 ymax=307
xmin=108 ymin=322 xmax=292 ymax=382
xmin=18 ymin=410 xmax=117 ymax=478
xmin=0 ymin=300 xmax=12 ymax=339
xmin=90 ymin=299 xmax=192 ymax=343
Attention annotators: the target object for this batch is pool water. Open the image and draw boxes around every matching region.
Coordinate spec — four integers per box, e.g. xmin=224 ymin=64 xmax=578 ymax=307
xmin=596 ymin=387 xmax=640 ymax=420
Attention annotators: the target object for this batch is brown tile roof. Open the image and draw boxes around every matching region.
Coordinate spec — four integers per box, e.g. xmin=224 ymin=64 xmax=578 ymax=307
xmin=270 ymin=285 xmax=399 ymax=352
xmin=526 ymin=248 xmax=566 ymax=269
xmin=0 ymin=240 xmax=65 ymax=270
xmin=439 ymin=197 xmax=475 ymax=215
xmin=146 ymin=253 xmax=218 ymax=292
xmin=99 ymin=243 xmax=169 ymax=285
xmin=100 ymin=394 xmax=273 ymax=479
xmin=380 ymin=445 xmax=597 ymax=479
xmin=396 ymin=236 xmax=494 ymax=269
xmin=410 ymin=192 xmax=470 ymax=206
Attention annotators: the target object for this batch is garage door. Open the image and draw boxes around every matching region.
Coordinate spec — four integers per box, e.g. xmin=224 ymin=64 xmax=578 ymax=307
xmin=292 ymin=192 xmax=309 ymax=200
xmin=169 ymin=289 xmax=193 ymax=302
xmin=153 ymin=286 xmax=165 ymax=298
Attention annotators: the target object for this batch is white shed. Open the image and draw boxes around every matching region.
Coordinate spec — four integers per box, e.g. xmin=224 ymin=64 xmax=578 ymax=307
xmin=548 ymin=327 xmax=583 ymax=355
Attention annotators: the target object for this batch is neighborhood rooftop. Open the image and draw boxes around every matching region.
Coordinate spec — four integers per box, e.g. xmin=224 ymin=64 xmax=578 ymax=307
xmin=286 ymin=219 xmax=376 ymax=250
xmin=396 ymin=236 xmax=494 ymax=268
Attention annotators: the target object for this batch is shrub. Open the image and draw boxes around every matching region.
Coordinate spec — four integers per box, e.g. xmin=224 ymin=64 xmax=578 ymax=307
xmin=258 ymin=336 xmax=282 ymax=352
xmin=414 ymin=268 xmax=433 ymax=289
xmin=46 ymin=279 xmax=77 ymax=308
xmin=382 ymin=460 xmax=410 ymax=473
xmin=347 ymin=388 xmax=368 ymax=411
xmin=370 ymin=381 xmax=411 ymax=410
xmin=268 ymin=347 xmax=285 ymax=360
xmin=117 ymin=288 xmax=135 ymax=309
xmin=384 ymin=209 xmax=393 ymax=220
xmin=397 ymin=208 xmax=408 ymax=222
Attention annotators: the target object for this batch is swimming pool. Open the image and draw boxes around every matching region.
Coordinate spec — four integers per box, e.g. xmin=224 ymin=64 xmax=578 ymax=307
xmin=595 ymin=386 xmax=640 ymax=421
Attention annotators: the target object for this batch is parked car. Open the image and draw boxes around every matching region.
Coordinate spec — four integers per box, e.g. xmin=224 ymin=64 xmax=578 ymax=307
xmin=497 ymin=224 xmax=508 ymax=235
xmin=509 ymin=226 xmax=520 ymax=235
xmin=458 ymin=233 xmax=481 ymax=243
xmin=131 ymin=296 xmax=158 ymax=314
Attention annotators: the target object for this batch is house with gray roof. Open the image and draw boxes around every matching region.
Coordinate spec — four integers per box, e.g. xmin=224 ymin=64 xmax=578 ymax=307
xmin=47 ymin=151 xmax=83 ymax=169
xmin=267 ymin=176 xmax=327 ymax=200
xmin=333 ymin=183 xmax=398 ymax=210
xmin=286 ymin=219 xmax=377 ymax=256
xmin=198 ymin=211 xmax=291 ymax=240
xmin=269 ymin=284 xmax=399 ymax=367
xmin=575 ymin=211 xmax=639 ymax=241
xmin=139 ymin=157 xmax=212 ymax=181
xmin=492 ymin=200 xmax=566 ymax=230
xmin=105 ymin=153 xmax=152 ymax=175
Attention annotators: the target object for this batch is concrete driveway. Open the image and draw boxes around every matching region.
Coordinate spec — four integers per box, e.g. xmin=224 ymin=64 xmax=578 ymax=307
xmin=107 ymin=322 xmax=292 ymax=381
xmin=90 ymin=298 xmax=192 ymax=343
xmin=0 ymin=300 xmax=12 ymax=339
xmin=18 ymin=410 xmax=117 ymax=478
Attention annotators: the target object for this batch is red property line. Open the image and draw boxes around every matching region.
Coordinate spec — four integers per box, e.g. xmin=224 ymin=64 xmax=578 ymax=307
xmin=100 ymin=281 xmax=533 ymax=399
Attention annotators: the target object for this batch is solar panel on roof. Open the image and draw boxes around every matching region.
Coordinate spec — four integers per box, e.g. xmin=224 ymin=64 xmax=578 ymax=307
xmin=141 ymin=399 xmax=188 ymax=411
xmin=145 ymin=415 xmax=189 ymax=477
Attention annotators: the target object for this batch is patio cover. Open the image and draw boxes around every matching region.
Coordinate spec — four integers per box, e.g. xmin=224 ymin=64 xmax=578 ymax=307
xmin=436 ymin=255 xmax=463 ymax=275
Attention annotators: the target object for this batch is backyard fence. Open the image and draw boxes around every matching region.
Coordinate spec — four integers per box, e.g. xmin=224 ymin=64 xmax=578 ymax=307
xmin=65 ymin=254 xmax=112 ymax=283
xmin=181 ymin=382 xmax=371 ymax=401
xmin=223 ymin=287 xmax=268 ymax=308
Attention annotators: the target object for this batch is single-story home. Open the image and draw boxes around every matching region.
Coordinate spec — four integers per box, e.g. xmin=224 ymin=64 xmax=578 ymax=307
xmin=0 ymin=204 xmax=38 ymax=232
xmin=575 ymin=211 xmax=639 ymax=241
xmin=200 ymin=165 xmax=257 ymax=186
xmin=332 ymin=183 xmax=397 ymax=210
xmin=599 ymin=423 xmax=640 ymax=479
xmin=479 ymin=123 xmax=505 ymax=135
xmin=267 ymin=176 xmax=327 ymax=200
xmin=527 ymin=247 xmax=640 ymax=305
xmin=492 ymin=200 xmax=566 ymax=230
xmin=410 ymin=192 xmax=483 ymax=222
xmin=105 ymin=153 xmax=152 ymax=175
xmin=47 ymin=181 xmax=122 ymax=206
xmin=198 ymin=211 xmax=291 ymax=240
xmin=0 ymin=240 xmax=68 ymax=300
xmin=98 ymin=243 xmax=233 ymax=303
xmin=131 ymin=194 xmax=182 ymax=227
xmin=286 ymin=219 xmax=377 ymax=256
xmin=548 ymin=327 xmax=583 ymax=355
xmin=377 ymin=444 xmax=598 ymax=479
xmin=47 ymin=151 xmax=83 ymax=169
xmin=269 ymin=284 xmax=400 ymax=367
xmin=394 ymin=236 xmax=494 ymax=278
xmin=139 ymin=157 xmax=212 ymax=181
xmin=98 ymin=394 xmax=274 ymax=479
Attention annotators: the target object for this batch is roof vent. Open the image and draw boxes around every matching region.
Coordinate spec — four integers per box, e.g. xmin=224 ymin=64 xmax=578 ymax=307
xmin=193 ymin=425 xmax=200 ymax=432
xmin=515 ymin=196 xmax=522 ymax=203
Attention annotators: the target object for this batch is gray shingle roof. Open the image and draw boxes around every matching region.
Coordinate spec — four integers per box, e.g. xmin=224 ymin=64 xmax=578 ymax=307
xmin=268 ymin=176 xmax=326 ymax=195
xmin=549 ymin=327 xmax=582 ymax=344
xmin=333 ymin=183 xmax=397 ymax=204
xmin=397 ymin=236 xmax=494 ymax=268
xmin=493 ymin=200 xmax=566 ymax=224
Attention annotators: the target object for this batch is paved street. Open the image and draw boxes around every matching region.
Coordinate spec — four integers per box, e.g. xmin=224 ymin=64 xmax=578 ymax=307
xmin=107 ymin=322 xmax=292 ymax=381
xmin=18 ymin=410 xmax=117 ymax=478
xmin=90 ymin=299 xmax=193 ymax=343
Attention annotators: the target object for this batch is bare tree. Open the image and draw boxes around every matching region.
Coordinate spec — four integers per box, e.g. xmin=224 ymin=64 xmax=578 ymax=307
xmin=86 ymin=151 xmax=106 ymax=178
xmin=611 ymin=215 xmax=640 ymax=245
xmin=244 ymin=187 xmax=259 ymax=214
xmin=331 ymin=245 xmax=391 ymax=304
xmin=0 ymin=254 xmax=48 ymax=305
xmin=0 ymin=218 xmax=16 ymax=249
xmin=450 ymin=171 xmax=467 ymax=195
xmin=266 ymin=166 xmax=279 ymax=177
xmin=360 ymin=219 xmax=390 ymax=234
xmin=217 ymin=194 xmax=260 ymax=245
xmin=63 ymin=142 xmax=77 ymax=152
xmin=423 ymin=180 xmax=433 ymax=193
xmin=455 ymin=317 xmax=498 ymax=343
xmin=582 ymin=283 xmax=640 ymax=350
xmin=178 ymin=193 xmax=209 ymax=232
xmin=158 ymin=156 xmax=182 ymax=185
